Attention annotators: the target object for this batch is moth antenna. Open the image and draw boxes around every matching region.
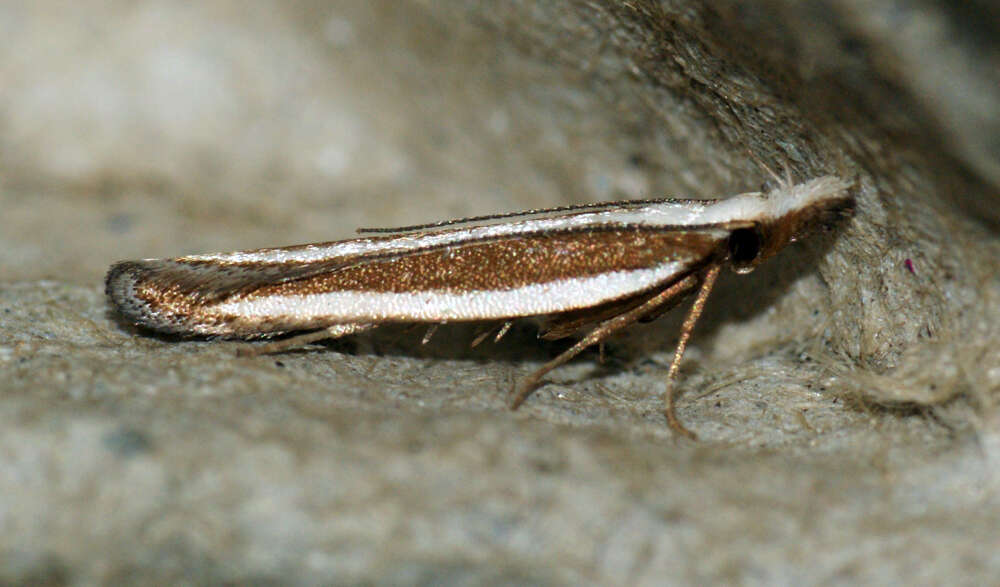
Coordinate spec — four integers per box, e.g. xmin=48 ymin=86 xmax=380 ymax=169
xmin=782 ymin=161 xmax=794 ymax=188
xmin=746 ymin=150 xmax=794 ymax=191
xmin=760 ymin=159 xmax=782 ymax=186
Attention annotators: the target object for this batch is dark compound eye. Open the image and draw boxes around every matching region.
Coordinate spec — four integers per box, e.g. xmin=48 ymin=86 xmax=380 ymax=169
xmin=728 ymin=227 xmax=761 ymax=265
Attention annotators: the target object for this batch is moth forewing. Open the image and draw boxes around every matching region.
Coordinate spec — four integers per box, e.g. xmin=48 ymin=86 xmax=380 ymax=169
xmin=106 ymin=175 xmax=854 ymax=438
xmin=107 ymin=227 xmax=725 ymax=337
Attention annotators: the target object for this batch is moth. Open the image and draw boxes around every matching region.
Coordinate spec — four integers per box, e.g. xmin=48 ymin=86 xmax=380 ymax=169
xmin=106 ymin=175 xmax=853 ymax=438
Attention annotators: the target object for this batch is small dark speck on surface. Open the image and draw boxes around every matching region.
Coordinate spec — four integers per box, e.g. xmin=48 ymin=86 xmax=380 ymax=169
xmin=102 ymin=427 xmax=153 ymax=457
xmin=105 ymin=213 xmax=134 ymax=234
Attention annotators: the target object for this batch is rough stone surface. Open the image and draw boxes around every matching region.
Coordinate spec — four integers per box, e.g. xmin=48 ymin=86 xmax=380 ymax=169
xmin=1 ymin=1 xmax=998 ymax=584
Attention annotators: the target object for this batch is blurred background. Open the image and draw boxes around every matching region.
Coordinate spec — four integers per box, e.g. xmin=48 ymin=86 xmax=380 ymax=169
xmin=1 ymin=1 xmax=999 ymax=584
xmin=2 ymin=1 xmax=698 ymax=283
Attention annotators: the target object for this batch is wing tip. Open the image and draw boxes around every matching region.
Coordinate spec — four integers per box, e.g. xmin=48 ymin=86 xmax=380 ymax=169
xmin=105 ymin=260 xmax=185 ymax=335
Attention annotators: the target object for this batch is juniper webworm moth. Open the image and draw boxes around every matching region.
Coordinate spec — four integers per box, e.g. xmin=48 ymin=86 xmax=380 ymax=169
xmin=106 ymin=175 xmax=853 ymax=438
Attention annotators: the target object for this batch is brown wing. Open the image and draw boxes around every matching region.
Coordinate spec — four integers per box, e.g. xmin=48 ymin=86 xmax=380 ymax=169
xmin=246 ymin=227 xmax=722 ymax=299
xmin=106 ymin=226 xmax=726 ymax=337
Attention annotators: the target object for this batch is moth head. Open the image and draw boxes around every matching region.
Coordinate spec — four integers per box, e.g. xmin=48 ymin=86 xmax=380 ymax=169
xmin=726 ymin=176 xmax=854 ymax=274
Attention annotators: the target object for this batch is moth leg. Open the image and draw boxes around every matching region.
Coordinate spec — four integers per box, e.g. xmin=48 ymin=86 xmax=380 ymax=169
xmin=470 ymin=320 xmax=516 ymax=348
xmin=470 ymin=325 xmax=493 ymax=348
xmin=494 ymin=320 xmax=514 ymax=343
xmin=510 ymin=273 xmax=700 ymax=410
xmin=663 ymin=265 xmax=720 ymax=440
xmin=421 ymin=324 xmax=439 ymax=345
xmin=470 ymin=321 xmax=505 ymax=348
xmin=236 ymin=323 xmax=376 ymax=357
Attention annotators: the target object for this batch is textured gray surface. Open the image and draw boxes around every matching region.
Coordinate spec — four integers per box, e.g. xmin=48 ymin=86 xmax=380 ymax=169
xmin=1 ymin=1 xmax=999 ymax=584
